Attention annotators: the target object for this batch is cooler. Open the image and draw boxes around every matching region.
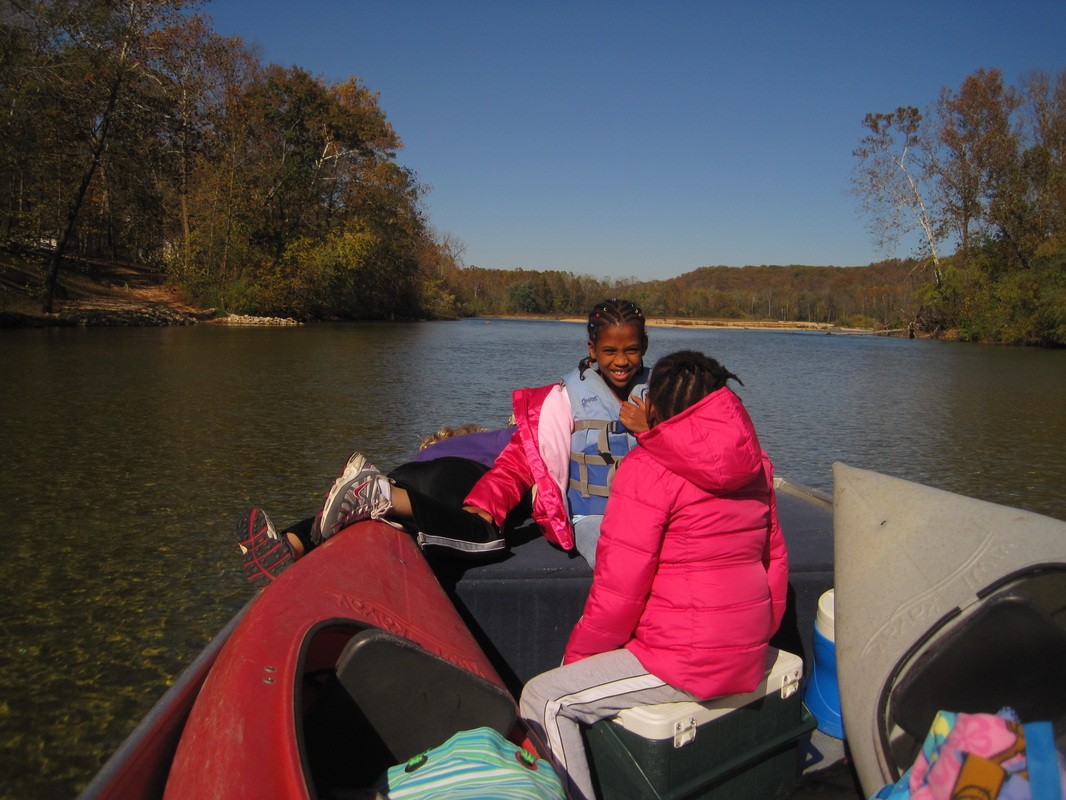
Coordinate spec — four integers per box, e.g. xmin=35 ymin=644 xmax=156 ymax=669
xmin=803 ymin=589 xmax=844 ymax=739
xmin=584 ymin=649 xmax=815 ymax=800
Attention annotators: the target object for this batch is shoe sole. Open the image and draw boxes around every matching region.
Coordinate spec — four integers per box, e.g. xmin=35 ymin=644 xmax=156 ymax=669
xmin=237 ymin=508 xmax=294 ymax=587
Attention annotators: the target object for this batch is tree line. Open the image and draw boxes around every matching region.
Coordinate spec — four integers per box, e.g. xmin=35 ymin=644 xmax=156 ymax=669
xmin=2 ymin=6 xmax=1062 ymax=344
xmin=445 ymin=260 xmax=925 ymax=332
xmin=851 ymin=68 xmax=1066 ymax=345
xmin=1 ymin=0 xmax=463 ymax=319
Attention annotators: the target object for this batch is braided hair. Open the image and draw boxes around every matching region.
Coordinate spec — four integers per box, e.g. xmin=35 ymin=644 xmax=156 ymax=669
xmin=578 ymin=298 xmax=648 ymax=379
xmin=647 ymin=350 xmax=743 ymax=422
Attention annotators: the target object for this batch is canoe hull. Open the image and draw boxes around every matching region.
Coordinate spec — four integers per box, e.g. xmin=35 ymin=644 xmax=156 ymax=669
xmin=833 ymin=463 xmax=1066 ymax=797
xmin=163 ymin=520 xmax=510 ymax=800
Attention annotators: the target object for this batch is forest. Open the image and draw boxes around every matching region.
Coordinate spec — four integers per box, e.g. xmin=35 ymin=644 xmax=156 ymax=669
xmin=1 ymin=2 xmax=1063 ymax=344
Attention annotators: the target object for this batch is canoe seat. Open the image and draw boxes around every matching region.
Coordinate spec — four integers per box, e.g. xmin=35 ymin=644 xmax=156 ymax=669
xmin=335 ymin=627 xmax=518 ymax=764
xmin=890 ymin=589 xmax=1066 ymax=739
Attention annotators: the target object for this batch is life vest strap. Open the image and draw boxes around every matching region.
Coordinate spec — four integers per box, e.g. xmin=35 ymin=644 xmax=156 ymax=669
xmin=573 ymin=419 xmax=628 ymax=436
xmin=569 ymin=450 xmax=617 ymax=498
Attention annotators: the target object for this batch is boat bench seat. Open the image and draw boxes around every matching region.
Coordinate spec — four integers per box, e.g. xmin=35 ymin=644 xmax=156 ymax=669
xmin=334 ymin=627 xmax=518 ymax=764
xmin=891 ymin=589 xmax=1066 ymax=739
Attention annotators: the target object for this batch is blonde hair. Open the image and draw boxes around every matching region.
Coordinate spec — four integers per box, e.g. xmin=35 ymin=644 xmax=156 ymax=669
xmin=418 ymin=423 xmax=489 ymax=451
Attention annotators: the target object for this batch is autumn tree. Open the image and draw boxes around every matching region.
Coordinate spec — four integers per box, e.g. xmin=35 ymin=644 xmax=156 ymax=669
xmin=1020 ymin=70 xmax=1066 ymax=254
xmin=853 ymin=68 xmax=1066 ymax=344
xmin=145 ymin=13 xmax=253 ymax=281
xmin=936 ymin=69 xmax=1024 ymax=266
xmin=851 ymin=105 xmax=947 ymax=328
xmin=18 ymin=0 xmax=200 ymax=312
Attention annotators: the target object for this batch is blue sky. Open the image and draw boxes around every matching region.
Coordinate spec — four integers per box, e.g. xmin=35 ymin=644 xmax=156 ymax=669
xmin=206 ymin=1 xmax=1066 ymax=281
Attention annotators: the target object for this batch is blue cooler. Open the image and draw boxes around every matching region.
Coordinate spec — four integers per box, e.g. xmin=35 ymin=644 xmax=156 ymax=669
xmin=803 ymin=589 xmax=844 ymax=739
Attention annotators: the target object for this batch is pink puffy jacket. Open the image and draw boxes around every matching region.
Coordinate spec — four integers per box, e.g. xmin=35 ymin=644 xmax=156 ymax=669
xmin=463 ymin=382 xmax=585 ymax=552
xmin=563 ymin=387 xmax=789 ymax=700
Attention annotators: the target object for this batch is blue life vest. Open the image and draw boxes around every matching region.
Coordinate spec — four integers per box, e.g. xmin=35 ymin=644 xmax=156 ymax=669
xmin=563 ymin=365 xmax=650 ymax=517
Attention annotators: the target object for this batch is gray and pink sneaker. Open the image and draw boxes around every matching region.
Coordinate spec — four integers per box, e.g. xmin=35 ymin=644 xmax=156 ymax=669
xmin=313 ymin=452 xmax=393 ymax=542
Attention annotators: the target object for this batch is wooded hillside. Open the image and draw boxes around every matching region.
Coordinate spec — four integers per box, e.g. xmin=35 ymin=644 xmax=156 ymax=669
xmin=2 ymin=4 xmax=1062 ymax=343
xmin=1 ymin=0 xmax=458 ymax=320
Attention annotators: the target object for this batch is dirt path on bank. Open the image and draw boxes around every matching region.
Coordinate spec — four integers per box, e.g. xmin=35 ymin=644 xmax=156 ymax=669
xmin=0 ymin=257 xmax=214 ymax=326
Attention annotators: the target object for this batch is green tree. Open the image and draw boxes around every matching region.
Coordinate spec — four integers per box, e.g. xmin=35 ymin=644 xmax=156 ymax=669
xmin=507 ymin=279 xmax=543 ymax=313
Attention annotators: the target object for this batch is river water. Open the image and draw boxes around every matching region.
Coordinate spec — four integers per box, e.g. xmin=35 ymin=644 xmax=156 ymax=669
xmin=1 ymin=319 xmax=1063 ymax=798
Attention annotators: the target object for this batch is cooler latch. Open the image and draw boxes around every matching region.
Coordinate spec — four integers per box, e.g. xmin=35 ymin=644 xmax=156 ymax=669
xmin=779 ymin=666 xmax=801 ymax=700
xmin=673 ymin=716 xmax=697 ymax=748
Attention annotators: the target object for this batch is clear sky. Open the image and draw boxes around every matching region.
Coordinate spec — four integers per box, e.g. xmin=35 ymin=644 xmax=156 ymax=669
xmin=205 ymin=1 xmax=1066 ymax=281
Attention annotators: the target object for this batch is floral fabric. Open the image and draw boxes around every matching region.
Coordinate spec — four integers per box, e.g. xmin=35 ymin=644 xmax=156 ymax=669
xmin=874 ymin=710 xmax=1065 ymax=800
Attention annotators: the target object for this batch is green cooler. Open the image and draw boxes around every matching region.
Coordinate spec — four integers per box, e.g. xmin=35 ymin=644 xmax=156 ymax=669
xmin=585 ymin=649 xmax=815 ymax=800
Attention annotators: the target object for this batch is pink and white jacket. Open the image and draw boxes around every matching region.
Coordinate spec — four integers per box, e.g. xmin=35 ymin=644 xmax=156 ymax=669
xmin=463 ymin=364 xmax=649 ymax=551
xmin=562 ymin=387 xmax=789 ymax=700
xmin=463 ymin=382 xmax=583 ymax=551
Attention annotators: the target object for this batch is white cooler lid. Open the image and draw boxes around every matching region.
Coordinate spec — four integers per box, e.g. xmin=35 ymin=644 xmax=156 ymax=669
xmin=612 ymin=648 xmax=803 ymax=740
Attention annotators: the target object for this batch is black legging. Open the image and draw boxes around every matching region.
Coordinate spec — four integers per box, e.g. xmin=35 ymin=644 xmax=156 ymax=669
xmin=285 ymin=456 xmax=515 ymax=556
xmin=388 ymin=457 xmax=503 ymax=551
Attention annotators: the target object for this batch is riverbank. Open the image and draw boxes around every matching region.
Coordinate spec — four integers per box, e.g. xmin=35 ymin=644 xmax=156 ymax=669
xmin=485 ymin=313 xmax=879 ymax=335
xmin=1 ymin=256 xmax=206 ymax=327
xmin=0 ymin=253 xmax=887 ymax=334
xmin=0 ymin=255 xmax=302 ymax=327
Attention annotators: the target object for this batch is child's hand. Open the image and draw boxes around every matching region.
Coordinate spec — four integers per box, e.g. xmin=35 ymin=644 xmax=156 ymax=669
xmin=621 ymin=396 xmax=649 ymax=433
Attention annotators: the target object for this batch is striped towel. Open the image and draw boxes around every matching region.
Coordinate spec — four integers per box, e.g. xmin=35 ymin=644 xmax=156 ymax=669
xmin=376 ymin=726 xmax=565 ymax=800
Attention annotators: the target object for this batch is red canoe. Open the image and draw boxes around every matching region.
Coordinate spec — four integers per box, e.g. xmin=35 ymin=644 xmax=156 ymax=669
xmin=86 ymin=520 xmax=519 ymax=800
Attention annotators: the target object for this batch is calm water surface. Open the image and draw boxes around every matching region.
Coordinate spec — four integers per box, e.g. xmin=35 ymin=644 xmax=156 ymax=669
xmin=1 ymin=319 xmax=1063 ymax=798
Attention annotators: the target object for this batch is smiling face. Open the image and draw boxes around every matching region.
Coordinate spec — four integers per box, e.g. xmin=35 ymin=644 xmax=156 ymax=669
xmin=588 ymin=323 xmax=647 ymax=399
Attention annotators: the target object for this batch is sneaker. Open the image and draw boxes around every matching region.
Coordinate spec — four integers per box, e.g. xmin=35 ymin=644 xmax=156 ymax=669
xmin=236 ymin=507 xmax=295 ymax=587
xmin=315 ymin=452 xmax=392 ymax=541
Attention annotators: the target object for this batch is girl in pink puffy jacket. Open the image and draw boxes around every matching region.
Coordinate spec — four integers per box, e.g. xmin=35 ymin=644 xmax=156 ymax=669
xmin=519 ymin=350 xmax=789 ymax=800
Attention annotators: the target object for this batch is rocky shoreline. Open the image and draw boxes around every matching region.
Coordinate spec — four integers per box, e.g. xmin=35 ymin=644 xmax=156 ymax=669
xmin=210 ymin=314 xmax=301 ymax=326
xmin=0 ymin=306 xmax=300 ymax=328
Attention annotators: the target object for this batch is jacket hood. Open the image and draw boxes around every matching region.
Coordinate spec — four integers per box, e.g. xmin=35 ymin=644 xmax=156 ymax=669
xmin=637 ymin=387 xmax=763 ymax=493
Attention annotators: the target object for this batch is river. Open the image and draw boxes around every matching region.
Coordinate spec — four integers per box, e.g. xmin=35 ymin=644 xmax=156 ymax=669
xmin=1 ymin=319 xmax=1063 ymax=798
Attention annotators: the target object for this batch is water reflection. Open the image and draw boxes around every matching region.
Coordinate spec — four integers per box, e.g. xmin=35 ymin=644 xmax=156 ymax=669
xmin=0 ymin=320 xmax=1063 ymax=797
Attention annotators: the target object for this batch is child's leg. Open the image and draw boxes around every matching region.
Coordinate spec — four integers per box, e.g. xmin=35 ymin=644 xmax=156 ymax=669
xmin=388 ymin=456 xmax=489 ymax=508
xmin=571 ymin=515 xmax=604 ymax=567
xmin=281 ymin=516 xmax=315 ymax=556
xmin=400 ymin=487 xmax=504 ymax=554
xmin=519 ymin=649 xmax=698 ymax=800
xmin=317 ymin=454 xmax=503 ymax=554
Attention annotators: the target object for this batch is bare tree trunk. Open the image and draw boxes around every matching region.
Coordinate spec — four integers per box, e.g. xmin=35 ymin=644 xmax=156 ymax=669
xmin=41 ymin=72 xmax=123 ymax=313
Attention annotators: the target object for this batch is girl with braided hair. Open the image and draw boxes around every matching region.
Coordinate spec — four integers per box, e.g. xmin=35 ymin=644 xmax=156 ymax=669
xmin=457 ymin=297 xmax=653 ymax=564
xmin=519 ymin=350 xmax=789 ymax=800
xmin=239 ymin=299 xmax=653 ymax=582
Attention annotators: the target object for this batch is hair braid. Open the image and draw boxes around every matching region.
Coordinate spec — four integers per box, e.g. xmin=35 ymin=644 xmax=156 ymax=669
xmin=647 ymin=350 xmax=743 ymax=422
xmin=579 ymin=298 xmax=648 ymax=378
